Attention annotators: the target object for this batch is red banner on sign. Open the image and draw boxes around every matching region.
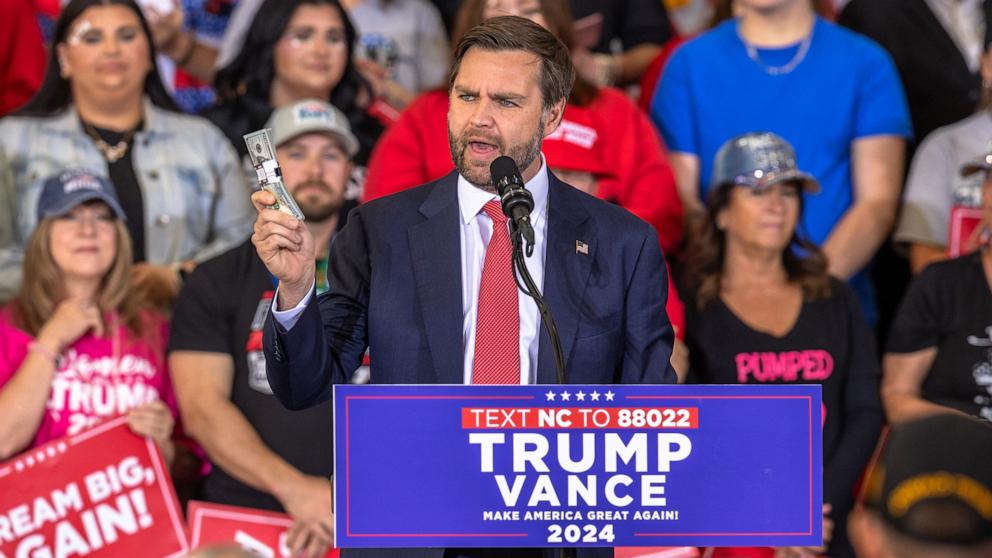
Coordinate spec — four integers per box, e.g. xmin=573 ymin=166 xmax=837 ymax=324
xmin=461 ymin=407 xmax=700 ymax=429
xmin=188 ymin=501 xmax=339 ymax=557
xmin=0 ymin=417 xmax=189 ymax=558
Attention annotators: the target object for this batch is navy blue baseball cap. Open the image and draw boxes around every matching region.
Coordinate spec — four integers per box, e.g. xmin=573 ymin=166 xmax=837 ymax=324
xmin=711 ymin=132 xmax=820 ymax=193
xmin=36 ymin=169 xmax=126 ymax=222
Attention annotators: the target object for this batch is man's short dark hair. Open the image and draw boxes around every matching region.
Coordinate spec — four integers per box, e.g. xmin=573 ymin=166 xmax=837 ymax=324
xmin=448 ymin=15 xmax=576 ymax=111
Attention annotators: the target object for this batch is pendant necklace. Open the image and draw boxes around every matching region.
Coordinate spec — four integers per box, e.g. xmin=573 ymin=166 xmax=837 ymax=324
xmin=82 ymin=122 xmax=138 ymax=163
xmin=739 ymin=24 xmax=814 ymax=76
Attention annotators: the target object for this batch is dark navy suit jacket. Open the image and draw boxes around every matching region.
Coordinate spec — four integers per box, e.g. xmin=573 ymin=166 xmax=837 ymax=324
xmin=262 ymin=170 xmax=677 ymax=558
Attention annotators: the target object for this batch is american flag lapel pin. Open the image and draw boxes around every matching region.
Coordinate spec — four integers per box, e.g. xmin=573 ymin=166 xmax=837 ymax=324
xmin=575 ymin=240 xmax=589 ymax=255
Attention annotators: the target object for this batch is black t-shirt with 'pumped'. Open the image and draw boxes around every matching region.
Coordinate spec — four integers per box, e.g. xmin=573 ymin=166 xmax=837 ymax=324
xmin=685 ymin=279 xmax=883 ymax=525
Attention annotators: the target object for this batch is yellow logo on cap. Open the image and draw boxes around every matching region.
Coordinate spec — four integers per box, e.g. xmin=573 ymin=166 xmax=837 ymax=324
xmin=888 ymin=472 xmax=992 ymax=520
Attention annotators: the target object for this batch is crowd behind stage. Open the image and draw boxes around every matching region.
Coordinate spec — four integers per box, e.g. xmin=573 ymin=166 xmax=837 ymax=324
xmin=1 ymin=0 xmax=992 ymax=557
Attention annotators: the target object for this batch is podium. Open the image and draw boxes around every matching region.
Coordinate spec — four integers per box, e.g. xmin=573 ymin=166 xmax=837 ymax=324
xmin=333 ymin=384 xmax=823 ymax=550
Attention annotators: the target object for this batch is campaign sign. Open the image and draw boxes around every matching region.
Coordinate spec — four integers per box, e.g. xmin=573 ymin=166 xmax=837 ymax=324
xmin=334 ymin=384 xmax=822 ymax=548
xmin=188 ymin=501 xmax=339 ymax=557
xmin=0 ymin=417 xmax=189 ymax=558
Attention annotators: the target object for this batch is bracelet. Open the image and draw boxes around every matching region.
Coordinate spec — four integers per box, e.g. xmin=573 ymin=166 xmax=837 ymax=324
xmin=28 ymin=341 xmax=63 ymax=368
xmin=174 ymin=31 xmax=196 ymax=68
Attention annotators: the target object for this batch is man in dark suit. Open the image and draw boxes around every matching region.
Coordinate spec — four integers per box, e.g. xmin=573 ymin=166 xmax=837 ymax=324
xmin=840 ymin=0 xmax=990 ymax=144
xmin=251 ymin=15 xmax=676 ymax=557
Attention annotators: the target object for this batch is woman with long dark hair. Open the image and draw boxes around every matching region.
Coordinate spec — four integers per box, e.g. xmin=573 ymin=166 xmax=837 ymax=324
xmin=203 ymin=0 xmax=384 ymax=166
xmin=683 ymin=133 xmax=882 ymax=558
xmin=0 ymin=169 xmax=175 ymax=464
xmin=0 ymin=0 xmax=253 ymax=307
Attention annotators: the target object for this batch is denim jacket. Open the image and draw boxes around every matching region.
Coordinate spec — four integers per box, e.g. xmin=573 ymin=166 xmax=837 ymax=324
xmin=0 ymin=100 xmax=254 ymax=301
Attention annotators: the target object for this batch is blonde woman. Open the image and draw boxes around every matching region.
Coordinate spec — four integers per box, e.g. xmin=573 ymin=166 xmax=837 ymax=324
xmin=0 ymin=169 xmax=175 ymax=463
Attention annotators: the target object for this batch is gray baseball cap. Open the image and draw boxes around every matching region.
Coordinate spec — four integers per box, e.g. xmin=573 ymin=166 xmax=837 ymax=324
xmin=36 ymin=169 xmax=126 ymax=222
xmin=961 ymin=141 xmax=992 ymax=177
xmin=711 ymin=132 xmax=819 ymax=193
xmin=266 ymin=99 xmax=359 ymax=156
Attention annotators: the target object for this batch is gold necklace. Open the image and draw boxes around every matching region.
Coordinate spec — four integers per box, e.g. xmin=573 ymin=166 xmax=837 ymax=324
xmin=82 ymin=122 xmax=137 ymax=163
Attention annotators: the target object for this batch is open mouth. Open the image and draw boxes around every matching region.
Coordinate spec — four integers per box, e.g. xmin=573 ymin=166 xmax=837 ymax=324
xmin=466 ymin=140 xmax=500 ymax=157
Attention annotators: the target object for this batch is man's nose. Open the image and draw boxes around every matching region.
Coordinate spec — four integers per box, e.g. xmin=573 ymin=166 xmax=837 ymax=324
xmin=305 ymin=154 xmax=323 ymax=178
xmin=468 ymin=99 xmax=496 ymax=128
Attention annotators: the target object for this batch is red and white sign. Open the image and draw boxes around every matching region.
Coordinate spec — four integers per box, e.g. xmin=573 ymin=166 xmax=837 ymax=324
xmin=949 ymin=206 xmax=984 ymax=257
xmin=0 ymin=417 xmax=189 ymax=558
xmin=188 ymin=501 xmax=338 ymax=557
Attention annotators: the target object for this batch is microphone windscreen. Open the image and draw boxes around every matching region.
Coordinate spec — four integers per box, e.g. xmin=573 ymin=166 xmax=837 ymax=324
xmin=489 ymin=156 xmax=522 ymax=194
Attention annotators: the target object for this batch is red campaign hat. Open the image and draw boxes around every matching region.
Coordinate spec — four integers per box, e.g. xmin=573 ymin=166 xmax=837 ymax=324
xmin=542 ymin=106 xmax=611 ymax=178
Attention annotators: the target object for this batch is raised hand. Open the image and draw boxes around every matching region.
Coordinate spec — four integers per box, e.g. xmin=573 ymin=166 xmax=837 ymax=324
xmin=251 ymin=190 xmax=315 ymax=309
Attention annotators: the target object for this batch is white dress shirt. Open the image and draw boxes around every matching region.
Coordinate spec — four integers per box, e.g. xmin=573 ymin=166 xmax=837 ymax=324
xmin=271 ymin=157 xmax=551 ymax=385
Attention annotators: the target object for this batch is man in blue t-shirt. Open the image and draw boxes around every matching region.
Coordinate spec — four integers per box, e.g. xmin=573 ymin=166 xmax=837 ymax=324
xmin=651 ymin=0 xmax=911 ymax=324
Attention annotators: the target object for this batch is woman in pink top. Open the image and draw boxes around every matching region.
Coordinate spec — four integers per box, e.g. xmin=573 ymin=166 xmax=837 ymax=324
xmin=0 ymin=169 xmax=175 ymax=464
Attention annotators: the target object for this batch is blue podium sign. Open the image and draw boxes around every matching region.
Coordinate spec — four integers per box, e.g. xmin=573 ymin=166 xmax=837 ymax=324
xmin=333 ymin=384 xmax=822 ymax=548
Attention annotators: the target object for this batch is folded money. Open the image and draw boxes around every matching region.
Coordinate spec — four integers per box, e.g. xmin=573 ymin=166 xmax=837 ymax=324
xmin=244 ymin=129 xmax=305 ymax=221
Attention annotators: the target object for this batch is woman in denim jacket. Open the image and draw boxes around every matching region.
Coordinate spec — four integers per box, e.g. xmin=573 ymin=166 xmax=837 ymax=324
xmin=0 ymin=0 xmax=254 ymax=305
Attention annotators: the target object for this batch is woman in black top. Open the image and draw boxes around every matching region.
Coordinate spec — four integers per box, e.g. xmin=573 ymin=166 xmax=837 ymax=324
xmin=884 ymin=152 xmax=992 ymax=425
xmin=202 ymin=0 xmax=384 ymax=167
xmin=683 ymin=133 xmax=882 ymax=558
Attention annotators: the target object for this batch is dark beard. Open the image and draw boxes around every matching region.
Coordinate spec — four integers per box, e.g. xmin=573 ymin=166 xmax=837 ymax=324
xmin=448 ymin=120 xmax=545 ymax=192
xmin=293 ymin=180 xmax=343 ymax=222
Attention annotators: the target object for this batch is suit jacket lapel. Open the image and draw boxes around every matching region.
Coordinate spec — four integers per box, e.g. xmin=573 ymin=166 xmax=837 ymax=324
xmin=909 ymin=0 xmax=972 ymax=76
xmin=408 ymin=173 xmax=464 ymax=384
xmin=536 ymin=175 xmax=594 ymax=384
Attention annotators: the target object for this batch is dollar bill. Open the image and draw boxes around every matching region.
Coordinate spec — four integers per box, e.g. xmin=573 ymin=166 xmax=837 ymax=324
xmin=244 ymin=128 xmax=274 ymax=166
xmin=243 ymin=129 xmax=305 ymax=221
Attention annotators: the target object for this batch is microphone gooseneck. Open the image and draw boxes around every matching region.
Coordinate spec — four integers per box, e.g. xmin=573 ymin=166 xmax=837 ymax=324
xmin=488 ymin=157 xmax=565 ymax=387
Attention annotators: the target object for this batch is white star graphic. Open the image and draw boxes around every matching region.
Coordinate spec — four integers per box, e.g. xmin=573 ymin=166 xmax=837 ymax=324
xmin=576 ymin=391 xmax=586 ymax=401
xmin=605 ymin=391 xmax=615 ymax=401
xmin=560 ymin=391 xmax=571 ymax=401
xmin=546 ymin=390 xmax=556 ymax=401
xmin=590 ymin=391 xmax=601 ymax=401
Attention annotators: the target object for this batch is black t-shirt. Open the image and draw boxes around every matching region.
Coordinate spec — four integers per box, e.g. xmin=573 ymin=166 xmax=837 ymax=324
xmin=685 ymin=279 xmax=882 ymax=531
xmin=569 ymin=0 xmax=671 ymax=54
xmin=886 ymin=252 xmax=992 ymax=421
xmin=87 ymin=121 xmax=146 ymax=263
xmin=169 ymin=240 xmax=334 ymax=511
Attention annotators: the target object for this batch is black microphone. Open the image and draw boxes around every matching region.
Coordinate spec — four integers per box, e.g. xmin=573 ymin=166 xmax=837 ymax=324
xmin=489 ymin=156 xmax=535 ymax=251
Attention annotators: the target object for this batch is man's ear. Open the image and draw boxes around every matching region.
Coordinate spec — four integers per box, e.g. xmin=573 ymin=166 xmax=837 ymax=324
xmin=542 ymin=98 xmax=568 ymax=138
